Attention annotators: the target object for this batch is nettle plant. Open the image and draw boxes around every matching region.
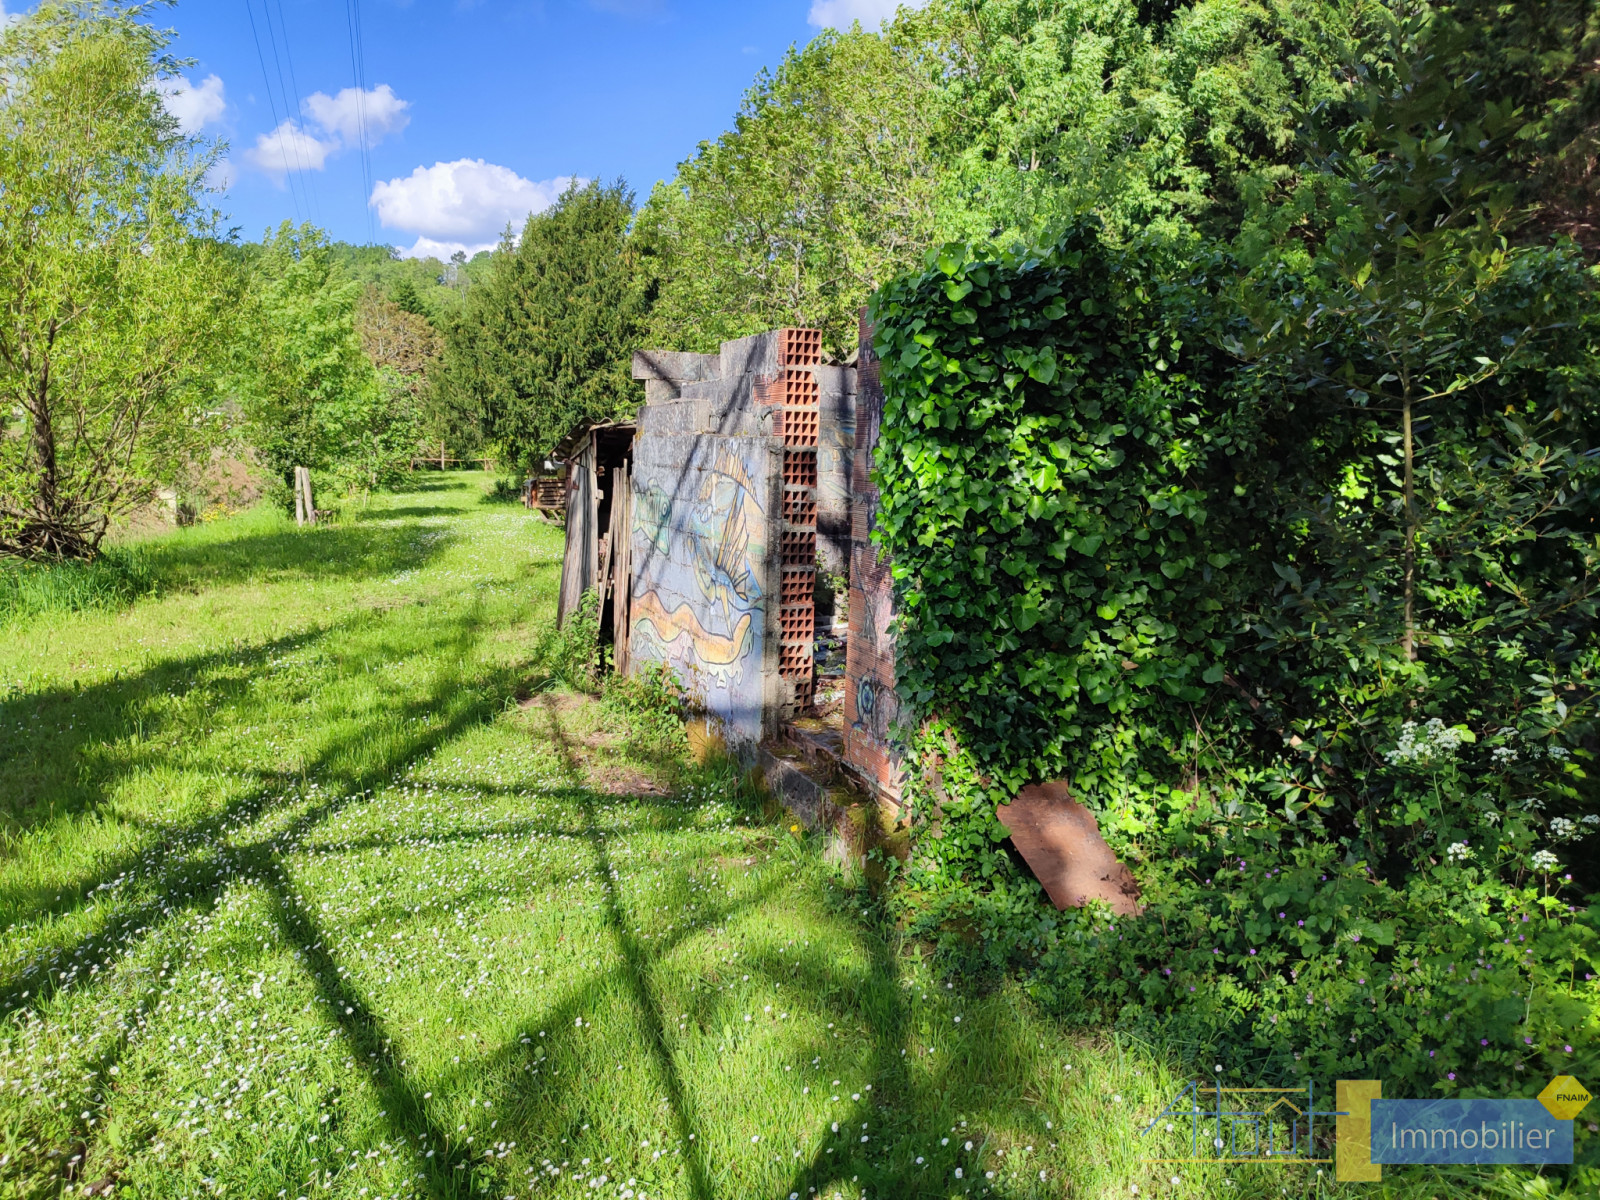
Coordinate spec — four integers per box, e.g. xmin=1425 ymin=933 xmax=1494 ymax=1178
xmin=868 ymin=221 xmax=1600 ymax=1103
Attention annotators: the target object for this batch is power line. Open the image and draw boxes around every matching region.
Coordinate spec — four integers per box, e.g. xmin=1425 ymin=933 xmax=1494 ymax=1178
xmin=345 ymin=0 xmax=377 ymax=244
xmin=243 ymin=0 xmax=303 ymax=224
xmin=261 ymin=0 xmax=322 ymax=225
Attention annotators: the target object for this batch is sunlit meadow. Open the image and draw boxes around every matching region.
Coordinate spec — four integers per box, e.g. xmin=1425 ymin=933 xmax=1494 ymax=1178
xmin=0 ymin=475 xmax=1488 ymax=1200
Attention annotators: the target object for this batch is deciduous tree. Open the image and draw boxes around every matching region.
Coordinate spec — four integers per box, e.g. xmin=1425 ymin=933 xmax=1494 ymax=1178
xmin=240 ymin=222 xmax=378 ymax=491
xmin=0 ymin=1 xmax=237 ymax=560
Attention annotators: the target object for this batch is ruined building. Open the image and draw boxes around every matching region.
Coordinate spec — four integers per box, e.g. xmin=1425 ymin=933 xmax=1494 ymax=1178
xmin=557 ymin=320 xmax=900 ymax=804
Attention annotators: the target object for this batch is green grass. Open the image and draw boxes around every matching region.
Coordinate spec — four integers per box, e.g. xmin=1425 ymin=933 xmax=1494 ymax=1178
xmin=0 ymin=549 xmax=153 ymax=629
xmin=0 ymin=475 xmax=1556 ymax=1200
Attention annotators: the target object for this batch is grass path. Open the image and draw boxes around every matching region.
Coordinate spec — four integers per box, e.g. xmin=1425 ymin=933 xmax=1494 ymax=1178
xmin=0 ymin=476 xmax=1380 ymax=1199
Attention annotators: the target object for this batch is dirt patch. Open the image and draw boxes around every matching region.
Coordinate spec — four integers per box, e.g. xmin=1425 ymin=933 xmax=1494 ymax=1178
xmin=519 ymin=690 xmax=591 ymax=715
xmin=593 ymin=768 xmax=669 ymax=797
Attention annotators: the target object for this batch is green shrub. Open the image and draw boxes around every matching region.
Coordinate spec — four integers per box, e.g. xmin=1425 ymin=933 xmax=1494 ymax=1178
xmin=0 ymin=547 xmax=153 ymax=625
xmin=869 ymin=221 xmax=1600 ymax=1133
xmin=532 ymin=587 xmax=605 ymax=692
xmin=603 ymin=663 xmax=689 ymax=758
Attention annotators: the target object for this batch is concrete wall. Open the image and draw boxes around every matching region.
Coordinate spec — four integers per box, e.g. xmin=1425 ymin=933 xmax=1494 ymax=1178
xmin=816 ymin=366 xmax=856 ymax=579
xmin=628 ymin=330 xmax=847 ymax=746
xmin=842 ymin=316 xmax=903 ymax=801
xmin=629 ymin=428 xmax=779 ymax=747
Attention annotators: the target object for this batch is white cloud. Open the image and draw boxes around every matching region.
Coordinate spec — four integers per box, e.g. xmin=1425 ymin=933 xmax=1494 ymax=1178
xmin=303 ymin=84 xmax=410 ymax=148
xmin=394 ymin=236 xmax=499 ymax=262
xmin=807 ymin=0 xmax=924 ymax=28
xmin=155 ymin=74 xmax=228 ymax=135
xmin=370 ymin=159 xmax=575 ymax=242
xmin=245 ymin=120 xmax=340 ymax=179
xmin=241 ymin=83 xmax=410 ymax=180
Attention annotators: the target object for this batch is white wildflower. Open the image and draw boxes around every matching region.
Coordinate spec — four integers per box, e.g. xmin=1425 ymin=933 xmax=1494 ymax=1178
xmin=1385 ymin=718 xmax=1467 ymax=765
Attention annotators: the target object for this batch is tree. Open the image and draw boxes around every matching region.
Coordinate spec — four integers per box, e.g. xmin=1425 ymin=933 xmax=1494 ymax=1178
xmin=240 ymin=222 xmax=378 ymax=492
xmin=637 ymin=0 xmax=1352 ymax=357
xmin=388 ymin=276 xmax=429 ymax=318
xmin=354 ymin=285 xmax=438 ymax=485
xmin=1238 ymin=2 xmax=1579 ymax=663
xmin=356 ymin=285 xmax=440 ymax=387
xmin=439 ymin=180 xmax=649 ymax=471
xmin=638 ymin=24 xmax=940 ymax=358
xmin=0 ymin=1 xmax=237 ymax=560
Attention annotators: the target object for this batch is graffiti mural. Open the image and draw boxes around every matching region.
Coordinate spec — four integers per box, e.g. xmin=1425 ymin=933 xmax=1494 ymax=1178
xmin=630 ymin=436 xmax=771 ymax=744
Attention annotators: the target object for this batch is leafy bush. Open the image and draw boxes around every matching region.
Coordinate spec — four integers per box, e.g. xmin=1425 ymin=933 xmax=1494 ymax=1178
xmin=603 ymin=663 xmax=689 ymax=759
xmin=869 ymin=218 xmax=1600 ymax=1130
xmin=532 ymin=588 xmax=605 ymax=693
xmin=0 ymin=547 xmax=153 ymax=626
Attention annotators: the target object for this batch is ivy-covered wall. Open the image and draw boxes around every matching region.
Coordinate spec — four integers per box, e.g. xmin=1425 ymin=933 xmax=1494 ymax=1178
xmin=867 ymin=223 xmax=1600 ymax=1106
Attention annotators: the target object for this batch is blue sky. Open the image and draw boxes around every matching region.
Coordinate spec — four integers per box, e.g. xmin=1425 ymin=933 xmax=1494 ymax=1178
xmin=10 ymin=0 xmax=912 ymax=257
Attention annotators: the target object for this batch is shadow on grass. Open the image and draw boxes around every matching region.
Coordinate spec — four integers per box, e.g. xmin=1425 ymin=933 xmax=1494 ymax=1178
xmin=426 ymin=698 xmax=1042 ymax=1200
xmin=389 ymin=476 xmax=478 ymax=495
xmin=0 ymin=596 xmax=541 ymax=1197
xmin=0 ymin=596 xmax=518 ymax=1006
xmin=349 ymin=504 xmax=462 ymax=523
xmin=136 ymin=517 xmax=457 ymax=595
xmin=540 ymin=695 xmax=718 ymax=1200
xmin=2 ymin=613 xmax=1053 ymax=1200
xmin=0 ymin=625 xmax=329 ymax=845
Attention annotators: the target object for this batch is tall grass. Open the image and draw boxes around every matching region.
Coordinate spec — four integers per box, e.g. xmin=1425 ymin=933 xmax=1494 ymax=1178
xmin=0 ymin=547 xmax=153 ymax=626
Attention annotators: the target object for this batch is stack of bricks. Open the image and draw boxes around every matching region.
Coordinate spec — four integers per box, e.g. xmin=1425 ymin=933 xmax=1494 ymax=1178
xmin=771 ymin=327 xmax=823 ymax=712
xmin=841 ymin=314 xmax=903 ymax=801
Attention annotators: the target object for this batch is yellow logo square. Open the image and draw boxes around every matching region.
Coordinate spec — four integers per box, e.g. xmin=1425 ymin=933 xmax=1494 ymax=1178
xmin=1538 ymin=1076 xmax=1591 ymax=1121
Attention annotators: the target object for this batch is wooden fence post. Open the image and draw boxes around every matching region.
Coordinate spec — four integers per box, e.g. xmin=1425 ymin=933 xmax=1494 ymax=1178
xmin=294 ymin=466 xmax=317 ymax=527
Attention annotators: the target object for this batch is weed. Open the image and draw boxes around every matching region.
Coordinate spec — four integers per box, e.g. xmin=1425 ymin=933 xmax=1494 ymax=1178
xmin=0 ymin=548 xmax=154 ymax=626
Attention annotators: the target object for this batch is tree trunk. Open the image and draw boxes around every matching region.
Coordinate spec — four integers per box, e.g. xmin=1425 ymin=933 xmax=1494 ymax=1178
xmin=294 ymin=467 xmax=306 ymax=527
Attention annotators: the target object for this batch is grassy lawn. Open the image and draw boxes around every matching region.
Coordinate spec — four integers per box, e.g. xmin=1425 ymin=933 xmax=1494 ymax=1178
xmin=0 ymin=475 xmax=1498 ymax=1200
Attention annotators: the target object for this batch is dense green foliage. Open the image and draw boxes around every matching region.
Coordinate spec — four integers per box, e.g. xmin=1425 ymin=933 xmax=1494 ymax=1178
xmin=326 ymin=241 xmax=491 ymax=324
xmin=437 ymin=181 xmax=650 ymax=472
xmin=638 ymin=0 xmax=1353 ymax=356
xmin=237 ymin=224 xmax=396 ymax=496
xmin=0 ymin=1 xmax=237 ymax=560
xmin=637 ymin=25 xmax=939 ymax=361
xmin=638 ymin=0 xmax=1600 ymax=359
xmin=867 ymin=5 xmax=1600 ymax=1141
